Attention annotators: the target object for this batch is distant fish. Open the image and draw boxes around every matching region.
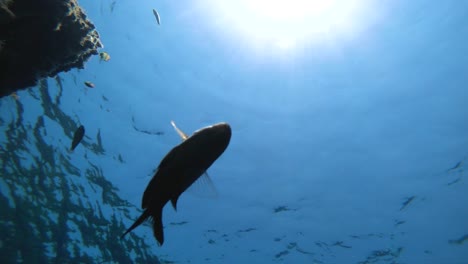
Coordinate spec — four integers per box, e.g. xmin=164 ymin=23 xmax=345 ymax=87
xmin=84 ymin=81 xmax=95 ymax=88
xmin=70 ymin=125 xmax=85 ymax=151
xmin=152 ymin=9 xmax=161 ymax=25
xmin=99 ymin=52 xmax=111 ymax=62
xmin=121 ymin=122 xmax=231 ymax=245
xmin=110 ymin=0 xmax=117 ymax=13
xmin=399 ymin=196 xmax=416 ymax=211
xmin=448 ymin=234 xmax=468 ymax=245
xmin=446 ymin=160 xmax=463 ymax=173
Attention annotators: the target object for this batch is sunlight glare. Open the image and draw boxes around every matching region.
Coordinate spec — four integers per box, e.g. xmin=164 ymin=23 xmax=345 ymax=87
xmin=196 ymin=0 xmax=373 ymax=54
xmin=245 ymin=0 xmax=333 ymax=20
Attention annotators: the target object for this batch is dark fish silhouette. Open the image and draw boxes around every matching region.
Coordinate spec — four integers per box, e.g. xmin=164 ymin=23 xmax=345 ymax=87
xmin=84 ymin=81 xmax=95 ymax=88
xmin=446 ymin=159 xmax=464 ymax=173
xmin=399 ymin=195 xmax=415 ymax=211
xmin=121 ymin=122 xmax=231 ymax=245
xmin=70 ymin=125 xmax=85 ymax=151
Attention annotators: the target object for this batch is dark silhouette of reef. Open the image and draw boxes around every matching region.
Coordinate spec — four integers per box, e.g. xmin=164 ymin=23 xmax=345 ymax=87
xmin=0 ymin=0 xmax=102 ymax=97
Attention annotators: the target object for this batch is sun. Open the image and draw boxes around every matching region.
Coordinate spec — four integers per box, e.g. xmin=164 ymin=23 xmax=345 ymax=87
xmin=243 ymin=0 xmax=333 ymax=21
xmin=194 ymin=0 xmax=375 ymax=54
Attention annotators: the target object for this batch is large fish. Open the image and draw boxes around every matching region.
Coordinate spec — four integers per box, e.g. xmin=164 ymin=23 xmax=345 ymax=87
xmin=121 ymin=122 xmax=231 ymax=245
xmin=70 ymin=125 xmax=85 ymax=151
xmin=171 ymin=120 xmax=218 ymax=197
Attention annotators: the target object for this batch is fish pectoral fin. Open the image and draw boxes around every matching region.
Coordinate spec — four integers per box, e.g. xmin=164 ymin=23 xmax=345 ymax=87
xmin=171 ymin=196 xmax=179 ymax=211
xmin=186 ymin=171 xmax=219 ymax=199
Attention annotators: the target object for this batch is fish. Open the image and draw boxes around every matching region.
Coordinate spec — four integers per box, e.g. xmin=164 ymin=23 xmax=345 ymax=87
xmin=99 ymin=52 xmax=111 ymax=62
xmin=121 ymin=122 xmax=231 ymax=245
xmin=70 ymin=125 xmax=85 ymax=151
xmin=152 ymin=9 xmax=161 ymax=25
xmin=399 ymin=196 xmax=416 ymax=211
xmin=171 ymin=121 xmax=218 ymax=197
xmin=110 ymin=1 xmax=117 ymax=13
xmin=447 ymin=160 xmax=464 ymax=172
xmin=449 ymin=234 xmax=468 ymax=245
xmin=84 ymin=81 xmax=95 ymax=88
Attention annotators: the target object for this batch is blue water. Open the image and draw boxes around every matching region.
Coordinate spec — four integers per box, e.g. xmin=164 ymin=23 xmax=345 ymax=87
xmin=1 ymin=0 xmax=467 ymax=263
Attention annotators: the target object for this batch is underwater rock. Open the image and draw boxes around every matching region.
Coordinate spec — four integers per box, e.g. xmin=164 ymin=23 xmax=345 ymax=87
xmin=0 ymin=0 xmax=102 ymax=97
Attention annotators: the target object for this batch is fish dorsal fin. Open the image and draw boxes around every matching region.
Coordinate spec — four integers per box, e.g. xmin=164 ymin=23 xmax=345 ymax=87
xmin=171 ymin=120 xmax=188 ymax=140
xmin=171 ymin=196 xmax=179 ymax=211
xmin=186 ymin=171 xmax=219 ymax=199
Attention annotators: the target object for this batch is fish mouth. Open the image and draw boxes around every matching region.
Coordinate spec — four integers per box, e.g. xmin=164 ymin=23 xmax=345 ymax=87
xmin=211 ymin=122 xmax=230 ymax=131
xmin=195 ymin=122 xmax=231 ymax=134
xmin=209 ymin=122 xmax=231 ymax=138
xmin=190 ymin=122 xmax=232 ymax=148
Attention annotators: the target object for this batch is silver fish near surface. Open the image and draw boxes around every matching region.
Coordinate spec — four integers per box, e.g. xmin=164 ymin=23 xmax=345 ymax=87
xmin=121 ymin=122 xmax=232 ymax=245
xmin=152 ymin=9 xmax=160 ymax=25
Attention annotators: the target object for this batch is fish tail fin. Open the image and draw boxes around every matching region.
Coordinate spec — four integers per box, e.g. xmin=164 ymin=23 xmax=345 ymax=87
xmin=121 ymin=210 xmax=150 ymax=239
xmin=151 ymin=208 xmax=164 ymax=246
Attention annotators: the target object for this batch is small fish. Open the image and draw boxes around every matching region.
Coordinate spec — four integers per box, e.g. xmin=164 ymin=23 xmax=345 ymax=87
xmin=447 ymin=160 xmax=463 ymax=172
xmin=449 ymin=234 xmax=468 ymax=245
xmin=54 ymin=22 xmax=63 ymax=31
xmin=447 ymin=177 xmax=462 ymax=186
xmin=99 ymin=52 xmax=111 ymax=62
xmin=153 ymin=9 xmax=161 ymax=25
xmin=10 ymin=92 xmax=19 ymax=100
xmin=110 ymin=1 xmax=117 ymax=13
xmin=70 ymin=125 xmax=85 ymax=151
xmin=84 ymin=81 xmax=95 ymax=88
xmin=399 ymin=196 xmax=416 ymax=211
xmin=394 ymin=220 xmax=406 ymax=226
xmin=121 ymin=122 xmax=231 ymax=245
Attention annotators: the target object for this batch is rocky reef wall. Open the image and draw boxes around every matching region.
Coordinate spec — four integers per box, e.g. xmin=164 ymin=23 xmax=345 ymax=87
xmin=0 ymin=0 xmax=101 ymax=98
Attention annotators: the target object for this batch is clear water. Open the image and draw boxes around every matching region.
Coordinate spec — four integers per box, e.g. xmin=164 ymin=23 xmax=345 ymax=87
xmin=1 ymin=0 xmax=467 ymax=263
